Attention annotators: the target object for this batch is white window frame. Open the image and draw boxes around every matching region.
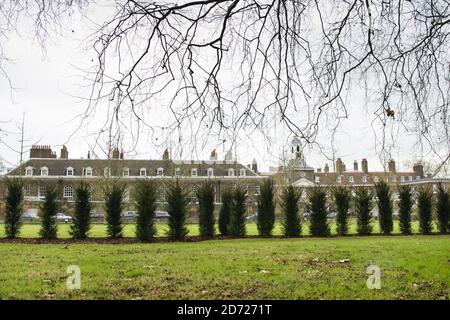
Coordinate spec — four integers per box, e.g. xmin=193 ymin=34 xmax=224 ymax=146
xmin=123 ymin=168 xmax=130 ymax=177
xmin=24 ymin=184 xmax=31 ymax=197
xmin=63 ymin=185 xmax=74 ymax=200
xmin=158 ymin=186 xmax=165 ymax=202
xmin=140 ymin=168 xmax=147 ymax=177
xmin=207 ymin=168 xmax=214 ymax=177
xmin=373 ymin=176 xmax=379 ymax=183
xmin=409 ymin=175 xmax=413 ymax=181
xmin=40 ymin=167 xmax=49 ymax=176
xmin=191 ymin=168 xmax=198 ymax=177
xmin=227 ymin=168 xmax=234 ymax=176
xmin=38 ymin=185 xmax=46 ymax=198
xmin=239 ymin=169 xmax=246 ymax=176
xmin=104 ymin=167 xmax=111 ymax=177
xmin=361 ymin=176 xmax=367 ymax=183
xmin=348 ymin=176 xmax=354 ymax=183
xmin=84 ymin=167 xmax=93 ymax=177
xmin=66 ymin=167 xmax=74 ymax=176
xmin=416 ymin=176 xmax=421 ymax=181
xmin=157 ymin=167 xmax=164 ymax=176
xmin=337 ymin=176 xmax=342 ymax=183
xmin=400 ymin=176 xmax=405 ymax=182
xmin=315 ymin=176 xmax=320 ymax=183
xmin=175 ymin=168 xmax=181 ymax=176
xmin=255 ymin=185 xmax=261 ymax=195
xmin=25 ymin=167 xmax=34 ymax=176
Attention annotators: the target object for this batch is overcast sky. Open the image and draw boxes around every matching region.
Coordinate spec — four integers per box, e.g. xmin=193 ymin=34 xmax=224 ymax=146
xmin=0 ymin=3 xmax=434 ymax=173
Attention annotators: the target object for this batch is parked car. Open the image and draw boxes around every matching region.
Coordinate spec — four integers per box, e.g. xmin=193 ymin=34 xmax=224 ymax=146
xmin=327 ymin=211 xmax=337 ymax=219
xmin=154 ymin=210 xmax=170 ymax=220
xmin=55 ymin=212 xmax=72 ymax=223
xmin=121 ymin=211 xmax=138 ymax=220
xmin=21 ymin=212 xmax=39 ymax=222
xmin=246 ymin=213 xmax=258 ymax=221
xmin=90 ymin=212 xmax=105 ymax=221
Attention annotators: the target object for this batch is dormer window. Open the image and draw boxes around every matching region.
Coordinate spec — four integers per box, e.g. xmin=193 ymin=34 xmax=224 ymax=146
xmin=66 ymin=167 xmax=74 ymax=176
xmin=227 ymin=168 xmax=234 ymax=176
xmin=140 ymin=168 xmax=147 ymax=177
xmin=25 ymin=167 xmax=34 ymax=176
xmin=40 ymin=167 xmax=49 ymax=176
xmin=207 ymin=168 xmax=214 ymax=177
xmin=123 ymin=168 xmax=130 ymax=176
xmin=416 ymin=176 xmax=421 ymax=181
xmin=191 ymin=168 xmax=197 ymax=177
xmin=337 ymin=176 xmax=342 ymax=183
xmin=400 ymin=176 xmax=405 ymax=182
xmin=175 ymin=168 xmax=181 ymax=176
xmin=104 ymin=167 xmax=111 ymax=177
xmin=409 ymin=176 xmax=413 ymax=181
xmin=157 ymin=168 xmax=164 ymax=176
xmin=361 ymin=176 xmax=367 ymax=183
xmin=315 ymin=176 xmax=320 ymax=183
xmin=84 ymin=167 xmax=93 ymax=177
xmin=373 ymin=176 xmax=379 ymax=183
xmin=239 ymin=169 xmax=246 ymax=176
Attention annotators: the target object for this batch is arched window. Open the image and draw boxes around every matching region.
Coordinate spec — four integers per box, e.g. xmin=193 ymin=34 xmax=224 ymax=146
xmin=84 ymin=167 xmax=93 ymax=176
xmin=66 ymin=167 xmax=74 ymax=176
xmin=63 ymin=185 xmax=74 ymax=199
xmin=239 ymin=169 xmax=246 ymax=176
xmin=139 ymin=168 xmax=147 ymax=177
xmin=25 ymin=166 xmax=34 ymax=176
xmin=157 ymin=168 xmax=164 ymax=176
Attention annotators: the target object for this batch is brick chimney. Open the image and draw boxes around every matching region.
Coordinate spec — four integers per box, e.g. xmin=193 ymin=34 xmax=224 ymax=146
xmin=336 ymin=158 xmax=344 ymax=174
xmin=388 ymin=159 xmax=396 ymax=173
xmin=413 ymin=163 xmax=424 ymax=178
xmin=361 ymin=158 xmax=368 ymax=174
xmin=324 ymin=163 xmax=329 ymax=173
xmin=162 ymin=148 xmax=170 ymax=160
xmin=210 ymin=149 xmax=217 ymax=161
xmin=251 ymin=159 xmax=258 ymax=173
xmin=112 ymin=147 xmax=120 ymax=159
xmin=119 ymin=149 xmax=124 ymax=160
xmin=30 ymin=145 xmax=57 ymax=159
xmin=353 ymin=160 xmax=358 ymax=171
xmin=60 ymin=145 xmax=68 ymax=159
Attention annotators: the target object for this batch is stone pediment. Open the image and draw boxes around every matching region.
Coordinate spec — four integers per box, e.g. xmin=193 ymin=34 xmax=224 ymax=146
xmin=291 ymin=177 xmax=316 ymax=187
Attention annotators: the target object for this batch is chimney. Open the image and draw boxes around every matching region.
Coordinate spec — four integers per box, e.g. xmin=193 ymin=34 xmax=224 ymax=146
xmin=30 ymin=145 xmax=56 ymax=159
xmin=342 ymin=164 xmax=346 ymax=172
xmin=336 ymin=158 xmax=343 ymax=174
xmin=251 ymin=159 xmax=258 ymax=173
xmin=162 ymin=148 xmax=170 ymax=160
xmin=120 ymin=149 xmax=124 ymax=160
xmin=324 ymin=163 xmax=329 ymax=173
xmin=60 ymin=145 xmax=69 ymax=159
xmin=210 ymin=149 xmax=217 ymax=161
xmin=317 ymin=168 xmax=322 ymax=173
xmin=87 ymin=151 xmax=91 ymax=160
xmin=413 ymin=163 xmax=424 ymax=178
xmin=388 ymin=159 xmax=396 ymax=173
xmin=361 ymin=158 xmax=368 ymax=174
xmin=353 ymin=160 xmax=358 ymax=171
xmin=112 ymin=147 xmax=120 ymax=159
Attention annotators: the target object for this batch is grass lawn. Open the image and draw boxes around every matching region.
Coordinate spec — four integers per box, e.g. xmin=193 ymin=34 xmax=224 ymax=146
xmin=0 ymin=235 xmax=448 ymax=299
xmin=0 ymin=219 xmax=439 ymax=238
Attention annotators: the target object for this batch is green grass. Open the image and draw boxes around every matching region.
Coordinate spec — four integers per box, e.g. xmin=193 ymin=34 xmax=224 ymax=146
xmin=0 ymin=235 xmax=448 ymax=299
xmin=0 ymin=219 xmax=439 ymax=238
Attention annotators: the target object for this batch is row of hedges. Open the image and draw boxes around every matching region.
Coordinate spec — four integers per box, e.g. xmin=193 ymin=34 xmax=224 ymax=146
xmin=3 ymin=178 xmax=450 ymax=240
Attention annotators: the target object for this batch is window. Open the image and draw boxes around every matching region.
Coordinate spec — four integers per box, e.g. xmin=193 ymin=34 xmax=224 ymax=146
xmin=191 ymin=168 xmax=198 ymax=177
xmin=157 ymin=168 xmax=164 ymax=176
xmin=25 ymin=167 xmax=34 ymax=176
xmin=255 ymin=185 xmax=261 ymax=195
xmin=66 ymin=167 xmax=74 ymax=176
xmin=123 ymin=168 xmax=130 ymax=176
xmin=191 ymin=185 xmax=198 ymax=204
xmin=242 ymin=185 xmax=248 ymax=194
xmin=239 ymin=169 xmax=246 ymax=176
xmin=373 ymin=176 xmax=379 ymax=183
xmin=40 ymin=167 xmax=49 ymax=176
xmin=24 ymin=185 xmax=31 ymax=197
xmin=140 ymin=168 xmax=147 ymax=177
xmin=227 ymin=168 xmax=234 ymax=177
xmin=84 ymin=167 xmax=93 ymax=177
xmin=175 ymin=168 xmax=181 ymax=176
xmin=400 ymin=176 xmax=405 ymax=182
xmin=348 ymin=176 xmax=354 ymax=183
xmin=207 ymin=168 xmax=214 ymax=177
xmin=63 ymin=185 xmax=74 ymax=200
xmin=104 ymin=167 xmax=111 ymax=177
xmin=416 ymin=176 xmax=421 ymax=181
xmin=361 ymin=176 xmax=367 ymax=183
xmin=337 ymin=176 xmax=342 ymax=183
xmin=38 ymin=185 xmax=46 ymax=198
xmin=408 ymin=176 xmax=413 ymax=181
xmin=315 ymin=176 xmax=320 ymax=183
xmin=158 ymin=186 xmax=165 ymax=202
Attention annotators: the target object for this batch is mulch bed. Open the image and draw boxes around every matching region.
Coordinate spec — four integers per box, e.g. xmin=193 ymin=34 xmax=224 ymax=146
xmin=0 ymin=233 xmax=447 ymax=244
